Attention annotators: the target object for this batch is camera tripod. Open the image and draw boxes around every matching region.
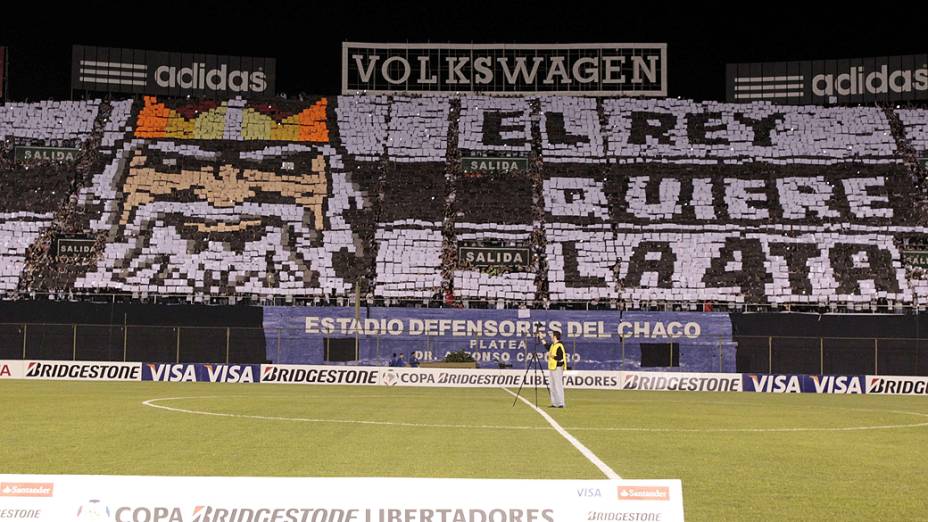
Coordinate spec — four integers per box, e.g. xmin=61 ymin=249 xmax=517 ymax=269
xmin=511 ymin=334 xmax=550 ymax=408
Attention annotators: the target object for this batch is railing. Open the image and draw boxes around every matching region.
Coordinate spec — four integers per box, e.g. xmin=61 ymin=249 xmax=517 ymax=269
xmin=1 ymin=323 xmax=925 ymax=376
xmin=0 ymin=323 xmax=267 ymax=365
xmin=732 ymin=335 xmax=924 ymax=376
xmin=1 ymin=291 xmax=925 ymax=314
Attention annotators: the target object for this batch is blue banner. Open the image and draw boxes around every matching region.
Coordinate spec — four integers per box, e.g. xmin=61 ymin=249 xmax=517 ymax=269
xmin=262 ymin=307 xmax=735 ymax=371
xmin=742 ymin=374 xmax=866 ymax=394
xmin=142 ymin=363 xmax=261 ymax=383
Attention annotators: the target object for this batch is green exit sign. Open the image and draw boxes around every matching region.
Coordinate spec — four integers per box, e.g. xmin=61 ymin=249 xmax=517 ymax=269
xmin=903 ymin=250 xmax=928 ymax=269
xmin=15 ymin=146 xmax=80 ymax=162
xmin=462 ymin=157 xmax=528 ymax=173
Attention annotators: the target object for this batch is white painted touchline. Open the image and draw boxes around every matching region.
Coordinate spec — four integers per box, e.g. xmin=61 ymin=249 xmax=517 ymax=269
xmin=501 ymin=388 xmax=621 ymax=480
xmin=568 ymin=422 xmax=928 ymax=433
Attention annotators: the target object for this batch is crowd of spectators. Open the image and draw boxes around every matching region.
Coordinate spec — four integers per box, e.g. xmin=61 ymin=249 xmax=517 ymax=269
xmin=13 ymin=100 xmax=110 ymax=297
xmin=2 ymin=95 xmax=928 ymax=313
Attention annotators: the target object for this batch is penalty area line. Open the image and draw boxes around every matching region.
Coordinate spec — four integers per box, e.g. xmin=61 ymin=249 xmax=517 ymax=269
xmin=502 ymin=387 xmax=621 ymax=480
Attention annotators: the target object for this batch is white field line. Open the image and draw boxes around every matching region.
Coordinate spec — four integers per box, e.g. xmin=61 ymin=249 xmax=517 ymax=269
xmin=141 ymin=397 xmax=928 ymax=437
xmin=142 ymin=396 xmax=549 ymax=431
xmin=568 ymin=422 xmax=928 ymax=433
xmin=501 ymin=388 xmax=621 ymax=480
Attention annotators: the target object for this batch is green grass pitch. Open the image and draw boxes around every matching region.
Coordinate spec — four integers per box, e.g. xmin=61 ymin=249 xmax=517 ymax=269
xmin=2 ymin=381 xmax=927 ymax=521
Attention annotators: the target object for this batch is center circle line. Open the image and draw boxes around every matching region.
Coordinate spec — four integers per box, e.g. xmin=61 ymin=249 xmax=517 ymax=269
xmin=142 ymin=395 xmax=928 ymax=434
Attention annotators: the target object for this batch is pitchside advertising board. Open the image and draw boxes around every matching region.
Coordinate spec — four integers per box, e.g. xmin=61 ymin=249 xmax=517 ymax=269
xmin=342 ymin=43 xmax=667 ymax=96
xmin=4 ymin=360 xmax=928 ymax=395
xmin=621 ymin=371 xmax=742 ymax=392
xmin=726 ymin=54 xmax=928 ymax=104
xmin=742 ymin=374 xmax=867 ymax=394
xmin=0 ymin=475 xmax=685 ymax=522
xmin=866 ymin=375 xmax=928 ymax=395
xmin=0 ymin=360 xmax=23 ymax=379
xmin=742 ymin=374 xmax=928 ymax=395
xmin=19 ymin=361 xmax=140 ymax=381
xmin=142 ymin=364 xmax=261 ymax=383
xmin=72 ymin=45 xmax=276 ymax=98
xmin=261 ymin=365 xmax=624 ymax=389
xmin=263 ymin=307 xmax=736 ymax=371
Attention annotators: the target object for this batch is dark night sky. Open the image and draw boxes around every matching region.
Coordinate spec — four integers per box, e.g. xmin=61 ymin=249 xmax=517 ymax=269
xmin=2 ymin=1 xmax=924 ymax=101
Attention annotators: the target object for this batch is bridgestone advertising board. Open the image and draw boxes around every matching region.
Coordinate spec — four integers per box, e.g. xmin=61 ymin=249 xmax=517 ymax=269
xmin=22 ymin=360 xmax=141 ymax=381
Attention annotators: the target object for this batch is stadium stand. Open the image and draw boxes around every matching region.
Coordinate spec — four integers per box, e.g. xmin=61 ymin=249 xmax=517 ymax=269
xmin=2 ymin=95 xmax=928 ymax=310
xmin=897 ymin=108 xmax=928 ymax=153
xmin=1 ymin=100 xmax=100 ymax=144
xmin=453 ymin=97 xmax=538 ymax=302
xmin=1 ymin=100 xmax=102 ymax=294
